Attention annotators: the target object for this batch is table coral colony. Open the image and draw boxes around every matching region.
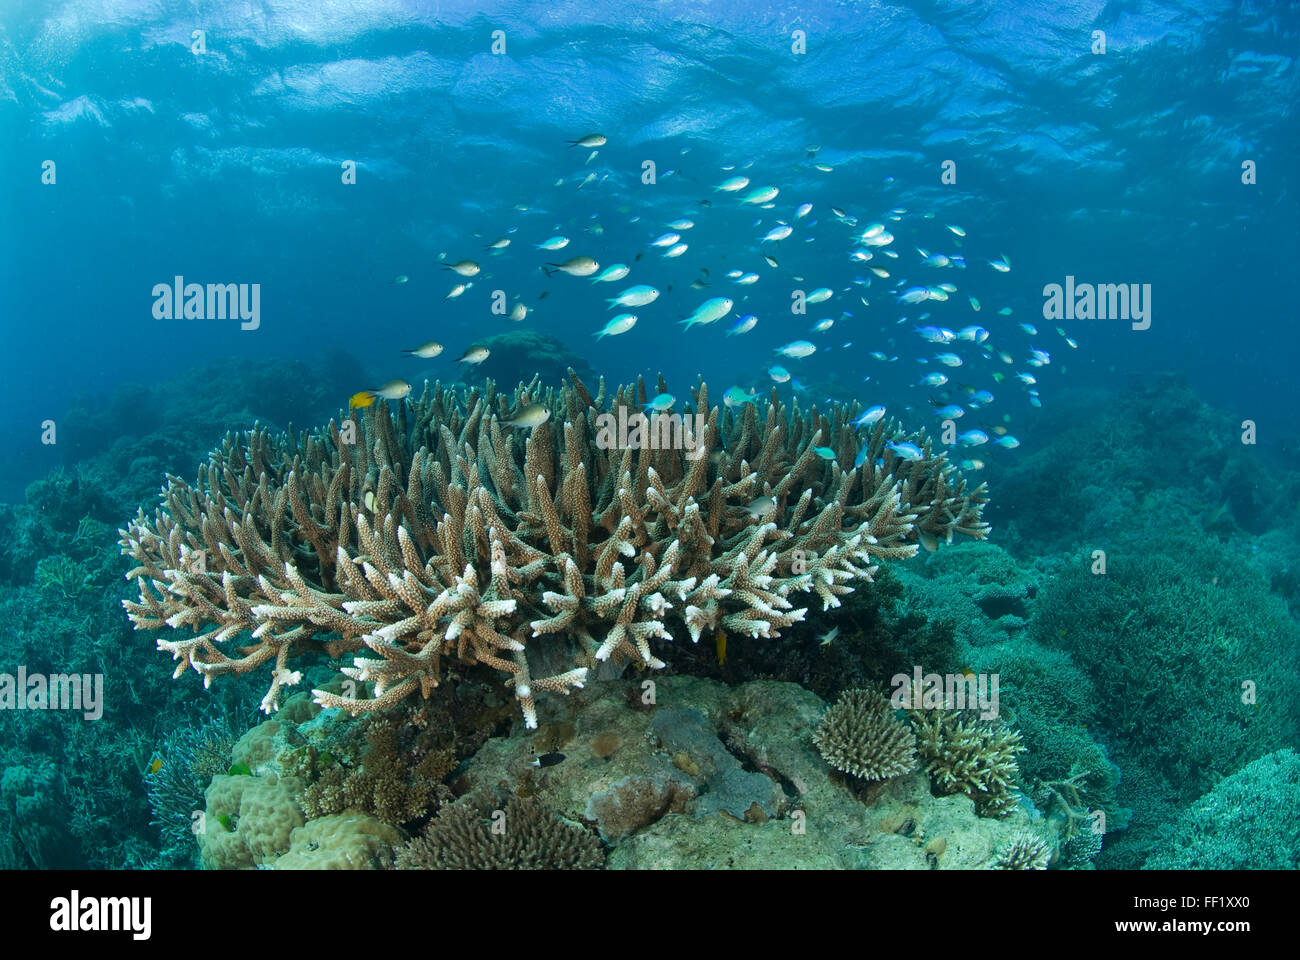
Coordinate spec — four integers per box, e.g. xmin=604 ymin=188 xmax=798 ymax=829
xmin=120 ymin=372 xmax=989 ymax=726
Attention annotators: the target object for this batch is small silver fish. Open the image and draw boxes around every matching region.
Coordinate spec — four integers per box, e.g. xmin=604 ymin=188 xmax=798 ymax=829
xmin=444 ymin=260 xmax=481 ymax=277
xmin=503 ymin=404 xmax=550 ymax=428
xmin=370 ymin=380 xmax=410 ymax=400
xmin=546 ymin=256 xmax=600 ymax=277
xmin=402 ymin=340 xmax=443 ymax=358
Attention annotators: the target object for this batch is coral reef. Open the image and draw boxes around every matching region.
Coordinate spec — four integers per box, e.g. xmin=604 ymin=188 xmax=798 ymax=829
xmin=144 ymin=716 xmax=241 ymax=868
xmin=994 ymin=376 xmax=1300 ymax=563
xmin=1143 ymin=749 xmax=1300 ymax=870
xmin=910 ymin=709 xmax=1024 ymax=818
xmin=813 ymin=688 xmax=917 ymax=781
xmin=197 ymin=771 xmax=306 ymax=869
xmin=298 ymin=715 xmax=456 ymax=825
xmin=1058 ymin=829 xmax=1104 ymax=869
xmin=396 ymin=796 xmax=604 ymax=869
xmin=1031 ymin=533 xmax=1300 ymax=867
xmin=120 ymin=373 xmax=989 ymax=726
xmin=890 ymin=541 xmax=1124 ymax=856
xmin=992 ymin=830 xmax=1053 ymax=870
xmin=459 ymin=674 xmax=1042 ymax=869
xmin=585 ymin=775 xmax=696 ymax=844
xmin=273 ymin=812 xmax=405 ymax=869
xmin=0 ymin=764 xmax=81 ymax=869
xmin=894 ymin=540 xmax=1043 ymax=647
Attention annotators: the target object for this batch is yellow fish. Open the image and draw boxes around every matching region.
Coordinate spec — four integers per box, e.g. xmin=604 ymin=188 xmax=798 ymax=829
xmin=146 ymin=752 xmax=163 ymax=775
xmin=715 ymin=627 xmax=727 ymax=666
xmin=349 ymin=379 xmax=410 ymax=409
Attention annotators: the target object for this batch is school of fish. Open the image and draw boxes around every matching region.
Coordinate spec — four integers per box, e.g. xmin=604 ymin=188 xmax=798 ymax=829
xmin=356 ymin=132 xmax=1081 ymax=463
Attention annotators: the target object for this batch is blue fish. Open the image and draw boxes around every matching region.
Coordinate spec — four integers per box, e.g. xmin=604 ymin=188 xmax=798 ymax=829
xmin=852 ymin=405 xmax=886 ymax=428
xmin=727 ymin=314 xmax=758 ymax=336
xmin=886 ymin=440 xmax=924 ymax=461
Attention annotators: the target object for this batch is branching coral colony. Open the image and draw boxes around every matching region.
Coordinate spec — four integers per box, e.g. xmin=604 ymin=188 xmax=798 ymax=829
xmin=121 ymin=373 xmax=989 ymax=726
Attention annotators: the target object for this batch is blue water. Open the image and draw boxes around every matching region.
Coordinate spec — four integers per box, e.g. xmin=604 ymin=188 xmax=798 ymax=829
xmin=3 ymin=0 xmax=1296 ymax=503
xmin=0 ymin=0 xmax=1297 ymax=871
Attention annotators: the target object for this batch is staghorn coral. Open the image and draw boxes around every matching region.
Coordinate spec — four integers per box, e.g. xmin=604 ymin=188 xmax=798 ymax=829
xmin=396 ymin=796 xmax=604 ymax=869
xmin=120 ymin=372 xmax=988 ymax=725
xmin=911 ymin=709 xmax=1025 ymax=818
xmin=813 ymin=688 xmax=917 ymax=781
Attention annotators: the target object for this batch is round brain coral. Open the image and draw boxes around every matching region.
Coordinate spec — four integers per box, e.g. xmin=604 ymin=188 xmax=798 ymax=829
xmin=813 ymin=688 xmax=918 ymax=781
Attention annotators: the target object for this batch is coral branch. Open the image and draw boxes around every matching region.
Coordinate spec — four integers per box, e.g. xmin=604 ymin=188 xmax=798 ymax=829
xmin=121 ymin=375 xmax=989 ymax=723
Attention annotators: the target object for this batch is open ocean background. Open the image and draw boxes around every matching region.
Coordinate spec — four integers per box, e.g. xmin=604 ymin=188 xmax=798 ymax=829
xmin=0 ymin=0 xmax=1297 ymax=873
xmin=2 ymin=0 xmax=1297 ymax=498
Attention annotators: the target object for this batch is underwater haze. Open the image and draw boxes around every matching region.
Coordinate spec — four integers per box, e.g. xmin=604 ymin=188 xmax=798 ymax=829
xmin=1 ymin=0 xmax=1299 ymax=876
